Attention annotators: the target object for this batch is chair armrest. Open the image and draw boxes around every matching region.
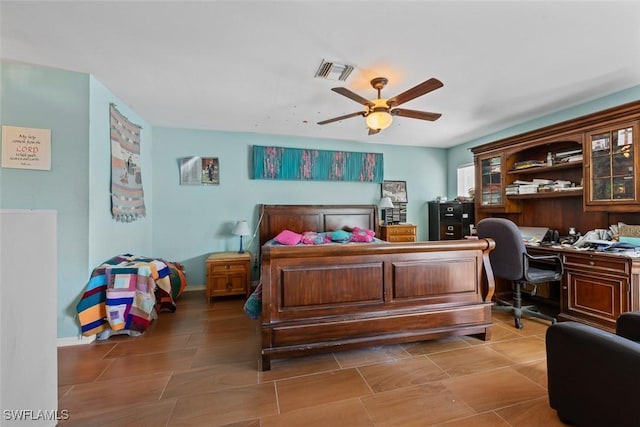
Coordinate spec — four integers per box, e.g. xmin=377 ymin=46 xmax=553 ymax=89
xmin=523 ymin=253 xmax=563 ymax=281
xmin=546 ymin=322 xmax=640 ymax=427
xmin=617 ymin=312 xmax=640 ymax=342
xmin=525 ymin=253 xmax=561 ymax=262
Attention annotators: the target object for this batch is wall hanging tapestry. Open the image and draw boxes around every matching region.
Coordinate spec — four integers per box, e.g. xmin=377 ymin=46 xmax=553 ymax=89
xmin=252 ymin=145 xmax=383 ymax=182
xmin=110 ymin=104 xmax=146 ymax=222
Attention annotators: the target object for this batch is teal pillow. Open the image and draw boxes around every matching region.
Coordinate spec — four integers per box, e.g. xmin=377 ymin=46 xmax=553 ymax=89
xmin=330 ymin=229 xmax=352 ymax=242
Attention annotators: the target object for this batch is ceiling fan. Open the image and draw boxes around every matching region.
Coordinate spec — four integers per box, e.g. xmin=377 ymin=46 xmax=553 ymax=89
xmin=318 ymin=77 xmax=443 ymax=135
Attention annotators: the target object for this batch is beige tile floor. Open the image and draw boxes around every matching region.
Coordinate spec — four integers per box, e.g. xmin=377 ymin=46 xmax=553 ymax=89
xmin=58 ymin=290 xmax=568 ymax=426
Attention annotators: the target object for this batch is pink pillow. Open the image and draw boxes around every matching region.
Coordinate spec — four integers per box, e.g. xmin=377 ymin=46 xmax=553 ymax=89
xmin=351 ymin=227 xmax=375 ymax=243
xmin=301 ymin=231 xmax=331 ymax=245
xmin=274 ymin=230 xmax=302 ymax=246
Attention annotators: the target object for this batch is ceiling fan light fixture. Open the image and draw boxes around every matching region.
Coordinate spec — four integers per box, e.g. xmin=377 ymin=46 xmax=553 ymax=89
xmin=317 ymin=76 xmax=442 ymax=133
xmin=366 ymin=109 xmax=393 ymax=130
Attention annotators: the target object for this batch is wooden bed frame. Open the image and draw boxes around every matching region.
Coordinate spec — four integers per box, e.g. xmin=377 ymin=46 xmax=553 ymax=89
xmin=258 ymin=204 xmax=496 ymax=370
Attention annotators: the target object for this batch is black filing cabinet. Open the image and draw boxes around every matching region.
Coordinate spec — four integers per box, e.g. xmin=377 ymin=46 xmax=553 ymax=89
xmin=428 ymin=201 xmax=475 ymax=240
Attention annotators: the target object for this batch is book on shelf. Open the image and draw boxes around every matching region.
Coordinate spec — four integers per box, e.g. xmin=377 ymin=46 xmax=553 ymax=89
xmin=555 ymin=148 xmax=583 ymax=158
xmin=532 ymin=178 xmax=554 ymax=185
xmin=513 ymin=160 xmax=545 ymax=170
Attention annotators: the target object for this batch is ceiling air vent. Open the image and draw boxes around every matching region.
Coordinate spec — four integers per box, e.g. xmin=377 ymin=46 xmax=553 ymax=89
xmin=314 ymin=60 xmax=355 ymax=81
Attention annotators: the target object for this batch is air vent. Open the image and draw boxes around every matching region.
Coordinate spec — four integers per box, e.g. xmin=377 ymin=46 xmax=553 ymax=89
xmin=314 ymin=60 xmax=355 ymax=81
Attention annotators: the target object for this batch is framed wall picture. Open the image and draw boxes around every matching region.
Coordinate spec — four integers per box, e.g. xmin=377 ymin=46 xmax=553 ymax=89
xmin=381 ymin=180 xmax=408 ymax=203
xmin=179 ymin=156 xmax=219 ymax=185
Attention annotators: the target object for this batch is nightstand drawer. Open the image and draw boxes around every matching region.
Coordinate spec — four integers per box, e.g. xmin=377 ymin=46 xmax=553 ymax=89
xmin=385 ymin=225 xmax=416 ymax=235
xmin=380 ymin=224 xmax=417 ymax=242
xmin=386 ymin=235 xmax=417 ymax=242
xmin=209 ymin=262 xmax=246 ymax=274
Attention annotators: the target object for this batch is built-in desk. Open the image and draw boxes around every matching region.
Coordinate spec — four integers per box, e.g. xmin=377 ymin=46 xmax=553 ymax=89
xmin=526 ymin=244 xmax=640 ymax=332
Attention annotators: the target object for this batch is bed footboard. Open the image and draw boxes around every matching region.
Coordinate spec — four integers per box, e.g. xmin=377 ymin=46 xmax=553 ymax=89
xmin=260 ymin=239 xmax=495 ymax=370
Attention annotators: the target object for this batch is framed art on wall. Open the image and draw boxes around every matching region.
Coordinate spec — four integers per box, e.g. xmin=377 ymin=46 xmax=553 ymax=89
xmin=381 ymin=180 xmax=408 ymax=203
xmin=179 ymin=156 xmax=219 ymax=185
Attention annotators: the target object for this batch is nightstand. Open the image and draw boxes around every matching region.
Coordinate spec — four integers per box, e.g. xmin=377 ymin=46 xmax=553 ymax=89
xmin=380 ymin=224 xmax=417 ymax=242
xmin=205 ymin=251 xmax=251 ymax=302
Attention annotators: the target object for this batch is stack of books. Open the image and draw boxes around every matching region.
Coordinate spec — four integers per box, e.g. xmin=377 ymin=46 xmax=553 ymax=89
xmin=506 ymin=178 xmax=580 ymax=195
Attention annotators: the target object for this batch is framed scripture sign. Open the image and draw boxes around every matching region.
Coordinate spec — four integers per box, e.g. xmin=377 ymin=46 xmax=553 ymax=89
xmin=1 ymin=125 xmax=51 ymax=170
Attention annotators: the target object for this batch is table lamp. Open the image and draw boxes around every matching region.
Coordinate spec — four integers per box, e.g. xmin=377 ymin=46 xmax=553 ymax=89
xmin=232 ymin=220 xmax=251 ymax=254
xmin=379 ymin=197 xmax=395 ymax=225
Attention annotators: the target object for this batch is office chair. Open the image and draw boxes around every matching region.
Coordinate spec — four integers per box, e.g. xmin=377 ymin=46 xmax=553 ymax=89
xmin=476 ymin=217 xmax=563 ymax=329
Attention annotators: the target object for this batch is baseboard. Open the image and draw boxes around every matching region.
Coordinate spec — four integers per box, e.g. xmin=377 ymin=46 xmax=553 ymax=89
xmin=184 ymin=284 xmax=205 ymax=291
xmin=57 ymin=334 xmax=96 ymax=347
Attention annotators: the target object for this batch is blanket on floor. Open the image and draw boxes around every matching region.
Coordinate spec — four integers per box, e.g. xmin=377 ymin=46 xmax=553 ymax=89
xmin=76 ymin=254 xmax=181 ymax=337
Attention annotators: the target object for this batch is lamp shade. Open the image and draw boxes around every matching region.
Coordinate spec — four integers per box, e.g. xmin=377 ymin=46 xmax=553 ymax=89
xmin=232 ymin=220 xmax=251 ymax=236
xmin=378 ymin=197 xmax=394 ymax=209
xmin=366 ymin=111 xmax=393 ymax=130
xmin=366 ymin=99 xmax=393 ymax=130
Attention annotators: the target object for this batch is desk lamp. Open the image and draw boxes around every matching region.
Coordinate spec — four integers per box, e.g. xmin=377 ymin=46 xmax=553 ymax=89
xmin=232 ymin=220 xmax=251 ymax=254
xmin=379 ymin=197 xmax=395 ymax=225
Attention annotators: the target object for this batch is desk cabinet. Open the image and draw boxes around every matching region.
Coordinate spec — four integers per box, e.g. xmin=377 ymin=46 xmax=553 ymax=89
xmin=206 ymin=252 xmax=251 ymax=302
xmin=559 ymin=252 xmax=633 ymax=332
xmin=526 ymin=247 xmax=640 ymax=332
xmin=380 ymin=224 xmax=417 ymax=242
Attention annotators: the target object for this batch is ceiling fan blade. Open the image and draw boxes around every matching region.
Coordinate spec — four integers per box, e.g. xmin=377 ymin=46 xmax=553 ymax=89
xmin=368 ymin=128 xmax=381 ymax=136
xmin=331 ymin=87 xmax=375 ymax=107
xmin=386 ymin=78 xmax=443 ymax=108
xmin=317 ymin=111 xmax=364 ymax=125
xmin=391 ymin=108 xmax=442 ymax=121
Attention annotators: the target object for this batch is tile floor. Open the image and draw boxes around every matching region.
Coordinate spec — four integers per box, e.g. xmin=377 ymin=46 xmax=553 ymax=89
xmin=58 ymin=290 xmax=568 ymax=426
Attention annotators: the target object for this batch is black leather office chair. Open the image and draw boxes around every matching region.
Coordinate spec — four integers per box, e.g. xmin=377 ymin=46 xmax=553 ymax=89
xmin=476 ymin=217 xmax=563 ymax=329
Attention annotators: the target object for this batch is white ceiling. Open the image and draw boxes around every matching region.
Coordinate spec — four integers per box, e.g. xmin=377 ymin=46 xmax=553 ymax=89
xmin=2 ymin=0 xmax=640 ymax=148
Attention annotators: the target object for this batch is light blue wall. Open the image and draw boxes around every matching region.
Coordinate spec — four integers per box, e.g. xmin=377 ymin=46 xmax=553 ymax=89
xmin=151 ymin=128 xmax=446 ymax=285
xmin=445 ymin=85 xmax=640 ymax=199
xmin=0 ymin=62 xmax=91 ymax=339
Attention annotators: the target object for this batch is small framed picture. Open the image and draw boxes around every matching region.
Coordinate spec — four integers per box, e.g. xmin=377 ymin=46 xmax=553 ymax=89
xmin=381 ymin=180 xmax=408 ymax=203
xmin=179 ymin=156 xmax=219 ymax=185
xmin=201 ymin=157 xmax=219 ymax=184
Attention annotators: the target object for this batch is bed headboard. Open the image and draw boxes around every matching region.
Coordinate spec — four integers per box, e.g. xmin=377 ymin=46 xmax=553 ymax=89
xmin=258 ymin=204 xmax=379 ymax=247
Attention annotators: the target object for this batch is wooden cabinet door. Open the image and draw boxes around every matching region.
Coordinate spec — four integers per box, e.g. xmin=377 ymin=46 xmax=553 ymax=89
xmin=562 ymin=270 xmax=628 ymax=331
xmin=584 ymin=121 xmax=640 ymax=211
xmin=211 ymin=273 xmax=247 ymax=295
xmin=475 ymin=153 xmax=520 ymax=213
xmin=478 ymin=153 xmax=504 ymax=208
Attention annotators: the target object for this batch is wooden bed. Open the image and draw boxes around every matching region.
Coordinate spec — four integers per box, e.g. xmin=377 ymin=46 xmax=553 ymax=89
xmin=258 ymin=204 xmax=496 ymax=370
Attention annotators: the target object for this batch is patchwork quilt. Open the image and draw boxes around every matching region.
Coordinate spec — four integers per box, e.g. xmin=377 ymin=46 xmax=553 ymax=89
xmin=76 ymin=254 xmax=183 ymax=337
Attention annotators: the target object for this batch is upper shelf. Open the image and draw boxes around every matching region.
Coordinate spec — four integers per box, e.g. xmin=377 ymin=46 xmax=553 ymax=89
xmin=507 ymin=188 xmax=583 ymax=199
xmin=508 ymin=161 xmax=582 ymax=175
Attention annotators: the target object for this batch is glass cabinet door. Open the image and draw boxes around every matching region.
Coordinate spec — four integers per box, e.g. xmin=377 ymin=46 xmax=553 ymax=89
xmin=480 ymin=156 xmax=502 ymax=206
xmin=588 ymin=124 xmax=636 ymax=202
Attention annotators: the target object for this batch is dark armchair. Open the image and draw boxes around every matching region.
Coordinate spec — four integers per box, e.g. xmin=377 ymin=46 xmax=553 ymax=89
xmin=546 ymin=313 xmax=640 ymax=427
xmin=476 ymin=217 xmax=563 ymax=329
